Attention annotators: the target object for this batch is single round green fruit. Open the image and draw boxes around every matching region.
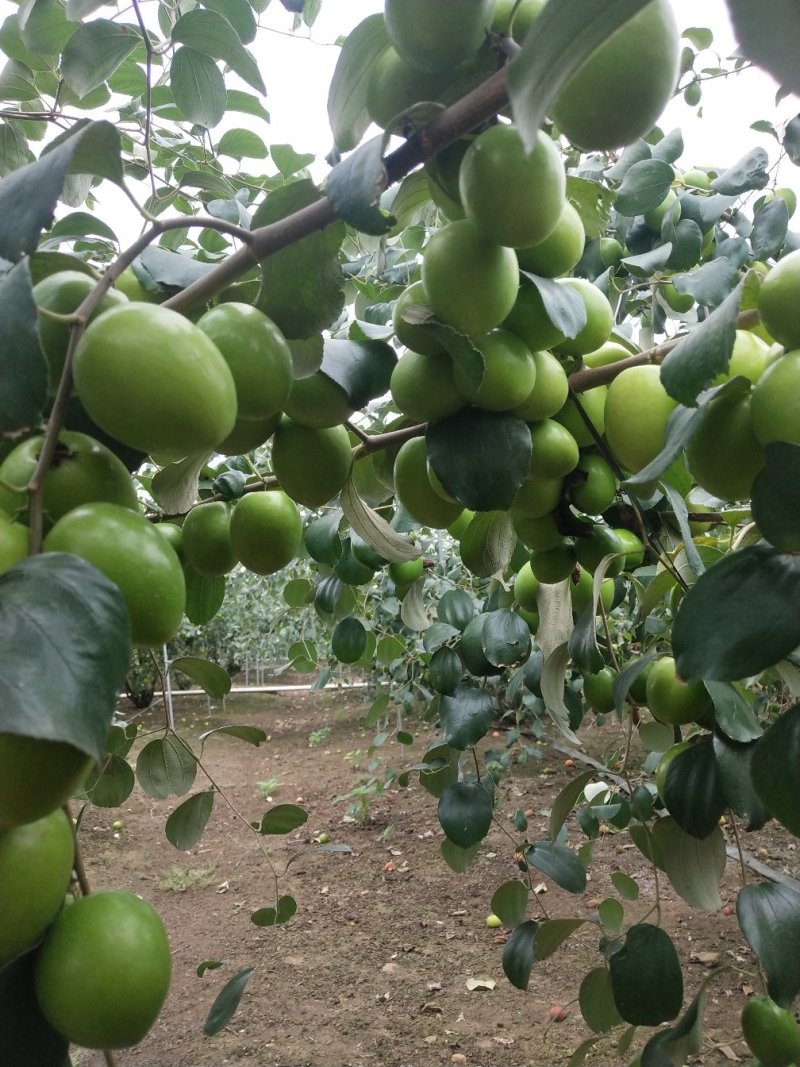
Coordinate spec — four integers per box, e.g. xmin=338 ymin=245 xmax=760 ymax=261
xmin=741 ymin=995 xmax=800 ymax=1067
xmin=551 ymin=0 xmax=680 ymax=150
xmin=751 ymin=351 xmax=800 ymax=445
xmin=43 ymin=502 xmax=186 ymax=646
xmin=0 ymin=734 xmax=92 ymax=830
xmin=661 ymin=282 xmax=696 ymax=313
xmin=384 ymin=0 xmax=493 ymax=73
xmin=0 ymin=430 xmax=139 ymax=526
xmin=0 ymin=514 xmax=29 ymax=574
xmin=392 ymin=280 xmax=446 ymax=356
xmin=582 ymin=341 xmax=634 ymax=369
xmin=686 ymin=391 xmax=764 ymax=502
xmin=569 ymin=453 xmax=618 ymax=515
xmin=154 ymin=521 xmax=183 ymax=558
xmin=230 ymin=490 xmax=302 ymax=575
xmin=365 ymin=46 xmax=450 ymax=130
xmin=681 ymin=168 xmax=712 ymax=190
xmin=181 ymin=501 xmax=237 ymax=577
xmin=388 ymin=557 xmax=424 ymax=588
xmin=528 ymin=419 xmax=580 ymax=479
xmin=33 ymin=271 xmax=127 ymax=393
xmin=73 ymin=304 xmax=237 ymax=460
xmin=530 ymin=541 xmax=577 ymax=584
xmin=554 ymin=278 xmax=614 ymax=357
xmin=516 ymin=201 xmax=585 ymax=277
xmin=486 ymin=913 xmax=503 ymax=929
xmin=271 ymin=417 xmax=352 ymax=508
xmin=644 ymin=188 xmax=679 ymax=232
xmin=317 ymin=831 xmax=330 ymax=844
xmin=0 ymin=808 xmax=74 ymax=967
xmin=714 ymin=329 xmax=770 ymax=386
xmin=600 ymin=238 xmax=624 ymax=269
xmin=114 ymin=267 xmax=154 ymax=302
xmin=393 ymin=437 xmax=463 ymax=528
xmin=646 ymin=655 xmax=714 ymax=727
xmin=283 ymin=370 xmax=353 ymax=429
xmin=511 ymin=475 xmax=563 ymax=519
xmin=512 ymin=349 xmax=569 ymax=422
xmin=459 ymin=125 xmax=565 ymax=249
xmin=613 ymin=528 xmax=645 ymax=569
xmin=454 ymin=329 xmax=536 ymax=411
xmin=513 ymin=511 xmax=564 ymax=552
xmin=422 ymin=219 xmax=520 ymax=336
xmin=35 ymin=890 xmax=172 ymax=1050
xmin=196 ymin=303 xmax=293 ymax=421
xmin=604 ymin=365 xmax=678 ymax=473
xmin=513 ymin=561 xmax=540 ymax=612
xmin=391 ymin=349 xmax=466 ymax=422
xmin=447 ymin=508 xmax=475 ymax=539
xmin=758 ymin=250 xmax=800 ymax=349
xmin=583 ymin=667 xmax=618 ymax=713
xmin=575 ymin=524 xmax=626 ymax=576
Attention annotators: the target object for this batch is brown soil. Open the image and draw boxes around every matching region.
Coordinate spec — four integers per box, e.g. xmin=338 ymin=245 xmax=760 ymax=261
xmin=75 ymin=682 xmax=800 ymax=1067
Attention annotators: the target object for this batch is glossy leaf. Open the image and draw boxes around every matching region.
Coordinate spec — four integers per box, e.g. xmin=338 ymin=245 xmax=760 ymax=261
xmin=318 ymin=337 xmax=396 ymax=408
xmin=183 ymin=568 xmax=226 ymax=626
xmin=198 ymin=725 xmax=267 ymax=746
xmin=165 ymin=790 xmax=215 ymax=849
xmin=534 ymin=917 xmax=584 ymax=960
xmin=751 ymin=196 xmax=789 ymax=259
xmin=609 ymin=923 xmax=683 ymax=1026
xmin=712 ymin=733 xmax=771 ymax=831
xmin=257 ymin=803 xmax=308 ymax=835
xmin=439 ymin=682 xmax=494 ymax=751
xmin=482 ymin=608 xmax=531 ymax=667
xmin=661 ymin=736 xmax=726 ymax=839
xmin=203 ymin=967 xmax=254 ymax=1036
xmin=136 ymin=736 xmax=197 ymax=799
xmin=705 ymin=680 xmax=762 ymax=742
xmin=0 ymin=554 xmax=129 ymax=762
xmin=171 ymin=656 xmax=232 ymax=699
xmin=751 ymin=703 xmax=800 ymax=836
xmin=525 ymin=841 xmax=587 ymax=893
xmin=0 ymin=257 xmax=47 ymax=432
xmin=549 ymin=769 xmax=595 ymax=844
xmin=502 ymin=920 xmax=538 ymax=990
xmin=710 ymin=146 xmax=770 ymax=194
xmin=524 ymin=274 xmax=587 ymax=338
xmin=81 ymin=753 xmax=135 ymax=808
xmin=736 ymin=881 xmax=800 ymax=1007
xmin=751 ymin=442 xmax=800 ymax=552
xmin=615 ymin=159 xmax=675 ymax=216
xmin=171 ymin=8 xmax=265 ymax=94
xmin=251 ymin=895 xmax=297 ymax=926
xmin=326 ymin=13 xmax=387 ymax=154
xmin=438 ymin=780 xmax=493 ymax=848
xmin=491 ymin=880 xmax=528 ymax=928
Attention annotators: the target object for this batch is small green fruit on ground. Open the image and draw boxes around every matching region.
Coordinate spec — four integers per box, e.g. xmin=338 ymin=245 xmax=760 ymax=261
xmin=317 ymin=832 xmax=330 ymax=844
xmin=0 ymin=808 xmax=74 ymax=967
xmin=740 ymin=995 xmax=800 ymax=1067
xmin=486 ymin=913 xmax=503 ymax=928
xmin=35 ymin=890 xmax=172 ymax=1050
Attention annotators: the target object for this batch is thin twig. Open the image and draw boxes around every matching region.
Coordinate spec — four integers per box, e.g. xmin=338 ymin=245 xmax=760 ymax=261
xmin=131 ymin=0 xmax=157 ymax=201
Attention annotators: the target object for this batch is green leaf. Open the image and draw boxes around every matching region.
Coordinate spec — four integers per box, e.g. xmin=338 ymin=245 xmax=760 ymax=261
xmin=304 ymin=509 xmax=342 ymax=566
xmin=257 ymin=803 xmax=308 ymax=835
xmin=751 ymin=703 xmax=800 ymax=836
xmin=712 ymin=734 xmax=771 ymax=831
xmin=652 ymin=817 xmax=726 ymax=910
xmin=672 ymin=543 xmax=800 ymax=681
xmin=19 ymin=0 xmax=73 ymax=55
xmin=170 ymin=46 xmax=227 ymax=128
xmin=283 ymin=578 xmax=315 ymax=607
xmin=217 ymin=127 xmax=267 ymax=159
xmin=0 ymin=121 xmax=31 ymax=176
xmin=524 ymin=274 xmax=587 ymax=339
xmin=506 ymin=0 xmax=653 ymax=153
xmin=502 ymin=920 xmax=538 ymax=990
xmin=438 ymin=780 xmax=493 ymax=848
xmin=151 ymin=453 xmax=212 ymax=515
xmin=81 ymin=753 xmax=135 ymax=808
xmin=50 ymin=210 xmax=117 ymax=243
xmin=540 ymin=640 xmax=582 ymax=746
xmin=418 ymin=743 xmax=459 ymax=798
xmin=165 ymin=790 xmax=214 ymax=849
xmin=318 ymin=337 xmax=396 ymax=408
xmin=580 ymin=967 xmax=624 ymax=1033
xmin=426 ymin=409 xmax=531 ymax=512
xmin=651 ymin=127 xmax=684 ymax=164
xmin=60 ymin=20 xmax=139 ymax=99
xmin=665 ymin=218 xmax=703 ymax=271
xmin=683 ymin=26 xmax=713 ymax=50
xmin=482 ymin=608 xmax=531 ymax=667
xmin=171 ymin=656 xmax=232 ymax=699
xmin=250 ymin=894 xmax=297 ymax=926
xmin=0 ymin=950 xmax=71 ymax=1066
xmin=705 ymin=680 xmax=762 ymax=742
xmin=225 ymin=88 xmax=270 ymax=122
xmin=0 ymin=554 xmax=129 ymax=762
xmin=549 ymin=769 xmax=595 ymax=844
xmin=138 ymin=245 xmax=219 ymax=290
xmin=399 ymin=577 xmax=430 ymax=631
xmin=611 ymin=871 xmax=640 ymax=900
xmin=659 ymin=283 xmax=741 ymax=405
xmin=199 ymin=0 xmax=256 ymax=44
xmin=0 ymin=119 xmax=122 ymax=261
xmin=0 ymin=59 xmax=37 ymax=102
xmin=525 ymin=841 xmax=587 ymax=893
xmin=736 ymin=881 xmax=800 ymax=1008
xmin=0 ymin=257 xmax=47 ymax=433
xmin=661 ymin=735 xmax=725 ymax=839
xmin=567 ymin=175 xmax=615 ymax=239
xmin=183 ymin=568 xmax=226 ymax=625
xmin=456 ymin=510 xmax=516 ymax=579
xmin=670 ymin=255 xmax=741 ymax=310
xmin=613 ymin=649 xmax=659 ymax=715
xmin=331 ymin=616 xmax=367 ymax=664
xmin=534 ymin=917 xmax=584 ymax=959
xmin=640 ymin=989 xmax=706 ymax=1066
xmin=171 ymin=8 xmax=265 ymax=95
xmin=710 ymin=146 xmax=770 ymax=194
xmin=751 ymin=197 xmax=789 ymax=260
xmin=439 ymin=682 xmax=494 ymax=750
xmin=326 ymin=134 xmax=394 ymax=236
xmin=136 ymin=736 xmax=197 ymax=799
xmin=203 ymin=967 xmax=254 ymax=1036
xmin=440 ymin=838 xmax=480 ymax=872
xmin=198 ymin=725 xmax=267 ymax=746
xmin=614 ymin=159 xmax=675 ymax=216
xmin=491 ymin=880 xmax=528 ymax=928
xmin=269 ymin=143 xmax=315 ymax=179
xmin=326 ymin=12 xmax=388 ymax=154
xmin=340 ymin=479 xmax=418 ymax=564
xmin=253 ymin=179 xmax=345 ymax=340
xmin=609 ymin=923 xmax=683 ymax=1026
xmin=752 ymin=442 xmax=800 ymax=552
xmin=677 ymin=190 xmax=735 ymax=233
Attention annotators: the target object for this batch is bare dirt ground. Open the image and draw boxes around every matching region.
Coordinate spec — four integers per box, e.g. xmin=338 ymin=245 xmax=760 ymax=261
xmin=75 ymin=681 xmax=800 ymax=1067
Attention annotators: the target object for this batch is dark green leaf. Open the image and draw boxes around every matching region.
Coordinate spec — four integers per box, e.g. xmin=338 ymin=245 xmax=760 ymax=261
xmin=752 ymin=442 xmax=800 ymax=552
xmin=439 ymin=682 xmax=494 ymax=750
xmin=418 ymin=743 xmax=459 ymax=798
xmin=751 ymin=703 xmax=800 ymax=836
xmin=60 ymin=20 xmax=139 ymax=99
xmin=673 ymin=543 xmax=800 ymax=681
xmin=525 ymin=840 xmax=587 ymax=893
xmin=0 ymin=257 xmax=47 ymax=433
xmin=784 ymin=115 xmax=800 ymax=165
xmin=751 ymin=197 xmax=789 ymax=260
xmin=482 ymin=608 xmax=531 ymax=667
xmin=172 ymin=8 xmax=265 ymax=94
xmin=534 ymin=917 xmax=584 ymax=959
xmin=525 ymin=274 xmax=587 ymax=338
xmin=491 ymin=880 xmax=528 ymax=928
xmin=439 ymin=838 xmax=480 ymax=872
xmin=326 ymin=13 xmax=388 ymax=154
xmin=423 ymin=622 xmax=460 ymax=653
xmin=136 ymin=736 xmax=197 ymax=799
xmin=665 ymin=219 xmax=703 ymax=271
xmin=670 ymin=254 xmax=741 ymax=309
xmin=183 ymin=568 xmax=226 ymax=625
xmin=19 ymin=0 xmax=73 ymax=55
xmin=217 ymin=128 xmax=267 ymax=159
xmin=549 ymin=769 xmax=595 ymax=844
xmin=621 ymin=244 xmax=673 ymax=278
xmin=506 ymin=0 xmax=654 ymax=153
xmin=611 ymin=872 xmax=640 ymax=900
xmin=652 ymin=817 xmax=726 ymax=910
xmin=199 ymin=0 xmax=257 ymax=43
xmin=203 ymin=967 xmax=254 ymax=1036
xmin=437 ymin=589 xmax=475 ymax=631
xmin=81 ymin=753 xmax=135 ymax=807
xmin=270 ymin=143 xmax=315 ymax=179
xmin=197 ymin=960 xmax=224 ymax=977
xmin=710 ymin=147 xmax=770 ymax=194
xmin=171 ymin=656 xmax=232 ymax=699
xmin=250 ymin=894 xmax=297 ymax=926
xmin=165 ymin=790 xmax=214 ymax=849
xmin=651 ymin=128 xmax=684 ymax=164
xmin=0 ymin=119 xmax=122 ymax=261
xmin=139 ymin=244 xmax=219 ymax=290
xmin=712 ymin=734 xmax=771 ymax=831
xmin=318 ymin=336 xmax=396 ymax=408
xmin=257 ymin=803 xmax=308 ymax=835
xmin=438 ymin=780 xmax=493 ymax=848
xmin=326 ymin=134 xmax=394 ymax=236
xmin=609 ymin=923 xmax=683 ymax=1026
xmin=613 ymin=649 xmax=659 ymax=714
xmin=254 ymin=179 xmax=345 ymax=340
xmin=426 ymin=409 xmax=531 ymax=512
xmin=580 ymin=967 xmax=624 ymax=1033
xmin=0 ymin=949 xmax=71 ymax=1067
xmin=615 ymin=159 xmax=675 ymax=216
xmin=198 ymin=725 xmax=268 ymax=746
xmin=0 ymin=554 xmax=129 ymax=762
xmin=305 ymin=509 xmax=342 ymax=566
xmin=705 ymin=680 xmax=762 ymax=742
xmin=0 ymin=121 xmax=31 ymax=177
xmin=677 ymin=190 xmax=735 ymax=233
xmin=737 ymin=881 xmax=800 ymax=1007
xmin=660 ymin=282 xmax=742 ymax=405
xmin=727 ymin=1 xmax=800 ymax=97
xmin=661 ymin=735 xmax=725 ymax=839
xmin=502 ymin=920 xmax=538 ymax=990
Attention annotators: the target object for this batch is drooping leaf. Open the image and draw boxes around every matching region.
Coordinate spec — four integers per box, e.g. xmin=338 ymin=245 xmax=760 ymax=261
xmin=524 ymin=274 xmax=587 ymax=338
xmin=438 ymin=780 xmax=493 ymax=848
xmin=60 ymin=19 xmax=139 ymax=100
xmin=399 ymin=577 xmax=430 ymax=631
xmin=640 ymin=988 xmax=706 ymax=1067
xmin=170 ymin=656 xmax=232 ymax=699
xmin=456 ymin=510 xmax=516 ymax=579
xmin=712 ymin=734 xmax=771 ymax=831
xmin=670 ymin=255 xmax=741 ymax=309
xmin=609 ymin=923 xmax=683 ymax=1026
xmin=533 ymin=917 xmax=585 ymax=960
xmin=326 ymin=13 xmax=388 ymax=154
xmin=661 ymin=735 xmax=726 ymax=839
xmin=502 ymin=920 xmax=538 ymax=990
xmin=710 ymin=147 xmax=770 ymax=194
xmin=136 ymin=736 xmax=197 ymax=799
xmin=318 ymin=336 xmax=396 ymax=408
xmin=750 ymin=703 xmax=800 ymax=836
xmin=340 ymin=478 xmax=418 ymax=563
xmin=198 ymin=725 xmax=267 ymax=746
xmin=751 ymin=197 xmax=789 ymax=260
xmin=426 ymin=409 xmax=531 ymax=512
xmin=652 ymin=817 xmax=726 ymax=910
xmin=751 ymin=442 xmax=800 ymax=552
xmin=250 ymin=895 xmax=297 ymax=926
xmin=440 ymin=838 xmax=481 ymax=872
xmin=203 ymin=967 xmax=254 ymax=1036
xmin=165 ymin=790 xmax=215 ymax=849
xmin=0 ymin=257 xmax=47 ymax=433
xmin=170 ymin=47 xmax=227 ymax=128
xmin=138 ymin=245 xmax=219 ymax=290
xmin=0 ymin=554 xmax=130 ymax=762
xmin=579 ymin=967 xmax=624 ymax=1034
xmin=613 ymin=649 xmax=659 ymax=715
xmin=81 ymin=753 xmax=135 ymax=808
xmin=257 ymin=803 xmax=308 ymax=835
xmin=672 ymin=543 xmax=800 ymax=681
xmin=325 ymin=134 xmax=393 ymax=236
xmin=736 ymin=881 xmax=800 ymax=1008
xmin=525 ymin=840 xmax=587 ymax=893
xmin=217 ymin=128 xmax=267 ymax=160
xmin=540 ymin=640 xmax=582 ymax=745
xmin=491 ymin=880 xmax=529 ymax=928
xmin=705 ymin=680 xmax=762 ymax=742
xmin=183 ymin=568 xmax=226 ymax=626
xmin=660 ymin=282 xmax=742 ymax=405
xmin=439 ymin=682 xmax=494 ymax=750
xmin=171 ymin=8 xmax=265 ymax=94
